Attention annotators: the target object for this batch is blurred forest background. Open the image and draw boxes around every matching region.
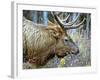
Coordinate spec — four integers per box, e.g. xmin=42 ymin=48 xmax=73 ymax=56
xmin=23 ymin=10 xmax=91 ymax=68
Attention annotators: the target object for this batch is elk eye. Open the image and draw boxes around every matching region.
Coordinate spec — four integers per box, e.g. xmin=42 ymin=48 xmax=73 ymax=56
xmin=65 ymin=39 xmax=68 ymax=42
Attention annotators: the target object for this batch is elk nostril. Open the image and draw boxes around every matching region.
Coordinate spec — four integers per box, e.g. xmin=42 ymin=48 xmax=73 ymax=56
xmin=64 ymin=53 xmax=67 ymax=56
xmin=74 ymin=50 xmax=79 ymax=55
xmin=72 ymin=49 xmax=79 ymax=55
xmin=77 ymin=50 xmax=79 ymax=53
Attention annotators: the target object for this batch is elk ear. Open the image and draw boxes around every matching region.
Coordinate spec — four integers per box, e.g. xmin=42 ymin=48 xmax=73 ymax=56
xmin=48 ymin=27 xmax=62 ymax=39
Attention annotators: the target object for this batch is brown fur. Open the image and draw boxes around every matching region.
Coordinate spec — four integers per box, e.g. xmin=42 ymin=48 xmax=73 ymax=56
xmin=23 ymin=17 xmax=65 ymax=67
xmin=23 ymin=17 xmax=79 ymax=68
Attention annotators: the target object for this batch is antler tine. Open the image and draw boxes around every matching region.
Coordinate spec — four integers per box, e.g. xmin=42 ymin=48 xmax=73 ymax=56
xmin=57 ymin=12 xmax=63 ymax=16
xmin=64 ymin=18 xmax=86 ymax=30
xmin=52 ymin=13 xmax=80 ymax=26
xmin=51 ymin=11 xmax=68 ymax=36
xmin=60 ymin=13 xmax=80 ymax=26
xmin=51 ymin=12 xmax=65 ymax=29
xmin=61 ymin=14 xmax=70 ymax=22
xmin=51 ymin=12 xmax=70 ymax=23
xmin=51 ymin=12 xmax=86 ymax=30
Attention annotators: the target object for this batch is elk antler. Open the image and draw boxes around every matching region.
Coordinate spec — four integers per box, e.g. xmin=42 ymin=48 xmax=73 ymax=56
xmin=51 ymin=12 xmax=65 ymax=30
xmin=65 ymin=18 xmax=86 ymax=29
xmin=52 ymin=12 xmax=86 ymax=30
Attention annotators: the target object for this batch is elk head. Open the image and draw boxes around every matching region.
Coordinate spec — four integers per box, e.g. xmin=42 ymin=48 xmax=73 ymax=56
xmin=51 ymin=12 xmax=86 ymax=58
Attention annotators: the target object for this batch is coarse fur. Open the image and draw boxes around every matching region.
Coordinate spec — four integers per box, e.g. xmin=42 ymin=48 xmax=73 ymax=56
xmin=23 ymin=17 xmax=65 ymax=67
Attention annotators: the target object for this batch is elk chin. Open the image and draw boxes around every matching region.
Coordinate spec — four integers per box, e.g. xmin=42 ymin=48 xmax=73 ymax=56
xmin=56 ymin=52 xmax=67 ymax=58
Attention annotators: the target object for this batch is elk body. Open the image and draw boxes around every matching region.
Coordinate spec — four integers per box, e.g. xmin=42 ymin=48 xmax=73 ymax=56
xmin=23 ymin=17 xmax=65 ymax=67
xmin=23 ymin=12 xmax=85 ymax=68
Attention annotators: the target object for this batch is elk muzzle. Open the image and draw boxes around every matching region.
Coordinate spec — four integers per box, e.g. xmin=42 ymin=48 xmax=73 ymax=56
xmin=64 ymin=37 xmax=80 ymax=55
xmin=55 ymin=36 xmax=79 ymax=58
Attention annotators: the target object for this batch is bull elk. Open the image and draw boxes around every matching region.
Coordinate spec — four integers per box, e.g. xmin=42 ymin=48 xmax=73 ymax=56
xmin=23 ymin=12 xmax=86 ymax=68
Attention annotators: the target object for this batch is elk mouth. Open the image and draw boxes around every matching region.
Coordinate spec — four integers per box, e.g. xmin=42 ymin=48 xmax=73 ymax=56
xmin=56 ymin=52 xmax=67 ymax=58
xmin=56 ymin=49 xmax=79 ymax=58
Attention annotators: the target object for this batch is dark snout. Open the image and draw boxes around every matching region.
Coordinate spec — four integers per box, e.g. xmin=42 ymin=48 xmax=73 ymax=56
xmin=72 ymin=48 xmax=79 ymax=55
xmin=64 ymin=38 xmax=80 ymax=55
